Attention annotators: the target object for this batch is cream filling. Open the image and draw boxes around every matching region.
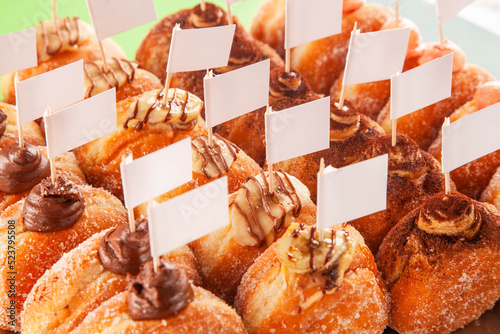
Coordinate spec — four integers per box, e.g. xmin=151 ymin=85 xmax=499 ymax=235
xmin=230 ymin=172 xmax=311 ymax=247
xmin=191 ymin=136 xmax=237 ymax=179
xmin=84 ymin=59 xmax=138 ymax=98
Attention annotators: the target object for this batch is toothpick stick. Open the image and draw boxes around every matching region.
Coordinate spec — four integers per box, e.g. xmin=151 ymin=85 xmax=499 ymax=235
xmin=162 ymin=72 xmax=172 ymax=105
xmin=266 ymin=105 xmax=275 ymax=194
xmin=395 ymin=0 xmax=400 ymax=24
xmin=52 ymin=0 xmax=58 ymax=28
xmin=98 ymin=41 xmax=109 ymax=73
xmin=153 ymin=256 xmax=160 ymax=273
xmin=391 ymin=68 xmax=398 ymax=147
xmin=285 ymin=48 xmax=291 ymax=73
xmin=442 ymin=117 xmax=451 ymax=194
xmin=128 ymin=207 xmax=136 ymax=233
xmin=226 ymin=2 xmax=233 ymax=25
xmin=45 ymin=107 xmax=57 ymax=184
xmin=200 ymin=0 xmax=206 ymax=11
xmin=319 ymin=158 xmax=325 ymax=175
xmin=14 ymin=73 xmax=24 ymax=148
xmin=338 ymin=22 xmax=358 ymax=111
xmin=205 ymin=70 xmax=215 ymax=146
xmin=438 ymin=22 xmax=445 ymax=47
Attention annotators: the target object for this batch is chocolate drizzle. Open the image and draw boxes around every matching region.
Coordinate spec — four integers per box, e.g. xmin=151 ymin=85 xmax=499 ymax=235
xmin=231 ymin=171 xmax=302 ymax=247
xmin=0 ymin=143 xmax=50 ymax=194
xmin=127 ymin=260 xmax=194 ymax=321
xmin=84 ymin=58 xmax=136 ymax=98
xmin=123 ymin=88 xmax=199 ymax=130
xmin=98 ymin=219 xmax=152 ymax=276
xmin=23 ymin=176 xmax=85 ymax=232
xmin=40 ymin=16 xmax=80 ymax=56
xmin=0 ymin=109 xmax=7 ymax=138
xmin=192 ymin=134 xmax=240 ymax=179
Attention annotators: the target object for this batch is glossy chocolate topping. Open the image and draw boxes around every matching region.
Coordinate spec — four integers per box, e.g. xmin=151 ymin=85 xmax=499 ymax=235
xmin=23 ymin=176 xmax=85 ymax=232
xmin=127 ymin=260 xmax=194 ymax=321
xmin=417 ymin=192 xmax=481 ymax=239
xmin=99 ymin=219 xmax=152 ymax=276
xmin=364 ymin=134 xmax=427 ymax=178
xmin=0 ymin=143 xmax=50 ymax=194
xmin=330 ymin=100 xmax=361 ymax=141
xmin=191 ymin=134 xmax=240 ymax=179
xmin=0 ymin=109 xmax=7 ymax=137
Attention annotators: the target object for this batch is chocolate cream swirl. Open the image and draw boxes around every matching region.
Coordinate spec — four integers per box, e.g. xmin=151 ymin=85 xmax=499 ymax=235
xmin=23 ymin=176 xmax=84 ymax=232
xmin=99 ymin=219 xmax=152 ymax=276
xmin=127 ymin=260 xmax=194 ymax=321
xmin=0 ymin=143 xmax=50 ymax=194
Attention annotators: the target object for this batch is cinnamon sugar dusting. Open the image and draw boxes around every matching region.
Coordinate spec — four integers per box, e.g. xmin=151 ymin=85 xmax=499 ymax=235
xmin=417 ymin=192 xmax=481 ymax=239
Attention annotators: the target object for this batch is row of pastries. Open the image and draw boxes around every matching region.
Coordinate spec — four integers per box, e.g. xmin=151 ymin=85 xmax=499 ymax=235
xmin=0 ymin=0 xmax=500 ymax=333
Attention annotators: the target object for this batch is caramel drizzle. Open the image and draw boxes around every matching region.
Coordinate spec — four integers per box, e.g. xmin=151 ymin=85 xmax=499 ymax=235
xmin=231 ymin=170 xmax=302 ymax=247
xmin=191 ymin=134 xmax=239 ymax=179
xmin=41 ymin=16 xmax=80 ymax=56
xmin=124 ymin=89 xmax=193 ymax=130
xmin=84 ymin=58 xmax=136 ymax=98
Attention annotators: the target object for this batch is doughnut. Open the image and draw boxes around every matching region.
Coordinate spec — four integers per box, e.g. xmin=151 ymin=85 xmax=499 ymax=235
xmin=190 ymin=170 xmax=317 ymax=304
xmin=377 ymin=192 xmax=500 ymax=333
xmin=69 ymin=260 xmax=246 ymax=334
xmin=428 ymin=81 xmax=500 ymax=200
xmin=235 ymin=222 xmax=389 ymax=334
xmin=73 ymin=87 xmax=207 ymax=201
xmin=134 ymin=133 xmax=261 ymax=218
xmin=21 ymin=220 xmax=201 ymax=334
xmin=1 ymin=18 xmax=126 ymax=104
xmin=275 ymin=99 xmax=385 ymax=202
xmin=0 ymin=176 xmax=127 ymax=330
xmin=348 ymin=134 xmax=450 ymax=253
xmin=215 ymin=66 xmax=322 ymax=166
xmin=136 ymin=3 xmax=283 ymax=104
xmin=378 ymin=40 xmax=494 ymax=150
xmin=330 ymin=17 xmax=424 ymax=121
xmin=0 ymin=102 xmax=45 ymax=150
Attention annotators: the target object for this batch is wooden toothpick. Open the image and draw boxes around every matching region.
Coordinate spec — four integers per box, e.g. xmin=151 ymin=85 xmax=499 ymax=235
xmin=14 ymin=73 xmax=24 ymax=148
xmin=162 ymin=72 xmax=172 ymax=105
xmin=285 ymin=48 xmax=291 ymax=73
xmin=442 ymin=117 xmax=451 ymax=194
xmin=338 ymin=22 xmax=358 ymax=111
xmin=391 ymin=68 xmax=398 ymax=147
xmin=128 ymin=207 xmax=136 ymax=233
xmin=98 ymin=41 xmax=109 ymax=73
xmin=319 ymin=157 xmax=325 ymax=175
xmin=226 ymin=2 xmax=233 ymax=25
xmin=45 ymin=107 xmax=57 ymax=184
xmin=153 ymin=256 xmax=160 ymax=273
xmin=200 ymin=0 xmax=206 ymax=11
xmin=395 ymin=0 xmax=400 ymax=24
xmin=266 ymin=105 xmax=275 ymax=194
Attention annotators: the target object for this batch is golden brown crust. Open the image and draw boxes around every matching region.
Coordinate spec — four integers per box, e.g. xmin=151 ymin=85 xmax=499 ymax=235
xmin=251 ymin=0 xmax=286 ymax=58
xmin=348 ymin=134 xmax=449 ymax=252
xmin=428 ymin=98 xmax=500 ymax=200
xmin=291 ymin=3 xmax=394 ymax=94
xmin=1 ymin=37 xmax=125 ymax=105
xmin=234 ymin=228 xmax=389 ymax=334
xmin=21 ymin=229 xmax=201 ymax=334
xmin=189 ymin=200 xmax=317 ymax=304
xmin=481 ymin=166 xmax=500 ymax=211
xmin=0 ymin=185 xmax=127 ymax=330
xmin=70 ymin=287 xmax=246 ymax=334
xmin=0 ymin=102 xmax=45 ymax=150
xmin=377 ymin=192 xmax=500 ymax=334
xmin=73 ymin=92 xmax=207 ymax=201
xmin=275 ymin=100 xmax=385 ymax=202
xmin=378 ymin=63 xmax=494 ymax=150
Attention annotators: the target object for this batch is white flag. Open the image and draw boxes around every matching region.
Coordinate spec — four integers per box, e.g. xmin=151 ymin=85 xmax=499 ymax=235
xmin=16 ymin=60 xmax=84 ymax=125
xmin=148 ymin=177 xmax=229 ymax=257
xmin=436 ymin=0 xmax=476 ymax=23
xmin=285 ymin=0 xmax=342 ymax=49
xmin=204 ymin=59 xmax=270 ymax=128
xmin=166 ymin=24 xmax=235 ymax=74
xmin=391 ymin=54 xmax=453 ymax=120
xmin=317 ymin=155 xmax=388 ymax=229
xmin=44 ymin=89 xmax=116 ymax=159
xmin=442 ymin=102 xmax=500 ymax=173
xmin=121 ymin=138 xmax=193 ymax=209
xmin=265 ymin=97 xmax=330 ymax=164
xmin=343 ymin=27 xmax=410 ymax=86
xmin=86 ymin=0 xmax=157 ymax=40
xmin=0 ymin=28 xmax=37 ymax=76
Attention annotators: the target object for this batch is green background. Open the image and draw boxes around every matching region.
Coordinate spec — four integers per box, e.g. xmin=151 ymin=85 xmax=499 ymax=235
xmin=1 ymin=0 xmax=498 ymax=101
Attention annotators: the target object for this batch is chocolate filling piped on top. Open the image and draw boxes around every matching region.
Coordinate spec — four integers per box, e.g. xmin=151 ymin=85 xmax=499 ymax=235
xmin=23 ymin=176 xmax=84 ymax=232
xmin=99 ymin=219 xmax=152 ymax=276
xmin=0 ymin=143 xmax=50 ymax=194
xmin=127 ymin=260 xmax=194 ymax=321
